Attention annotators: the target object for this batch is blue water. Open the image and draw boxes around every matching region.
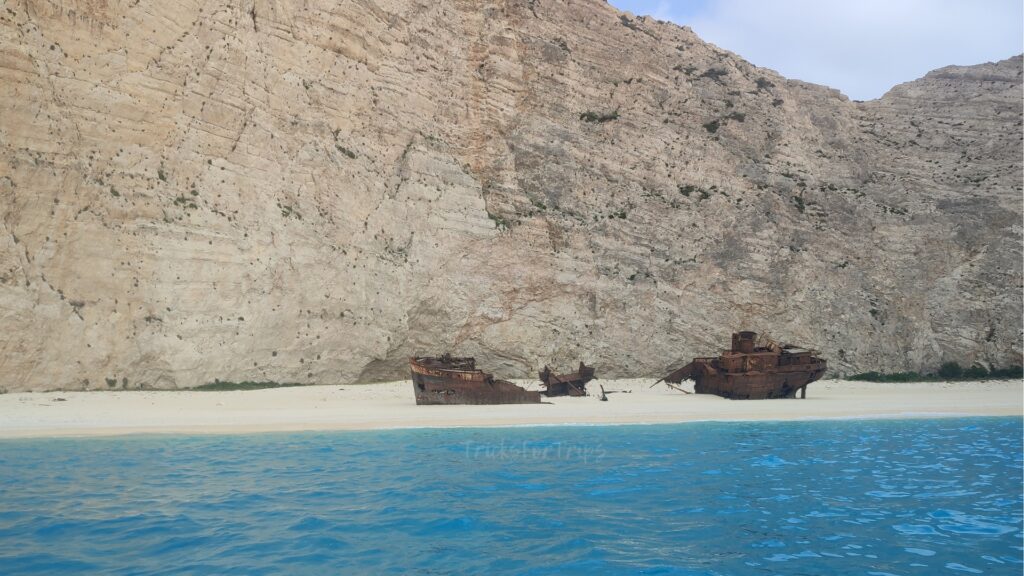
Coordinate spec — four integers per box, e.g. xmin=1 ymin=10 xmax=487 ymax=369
xmin=0 ymin=418 xmax=1020 ymax=575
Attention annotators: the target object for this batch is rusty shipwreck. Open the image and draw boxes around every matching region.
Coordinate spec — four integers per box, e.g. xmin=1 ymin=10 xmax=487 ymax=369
xmin=539 ymin=362 xmax=596 ymax=397
xmin=658 ymin=331 xmax=827 ymax=399
xmin=410 ymin=355 xmax=542 ymax=405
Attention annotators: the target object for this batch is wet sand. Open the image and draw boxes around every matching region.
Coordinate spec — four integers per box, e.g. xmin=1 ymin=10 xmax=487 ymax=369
xmin=0 ymin=379 xmax=1019 ymax=438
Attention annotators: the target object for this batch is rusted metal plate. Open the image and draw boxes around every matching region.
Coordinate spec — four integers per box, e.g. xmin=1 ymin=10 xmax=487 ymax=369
xmin=538 ymin=361 xmax=596 ymax=397
xmin=410 ymin=354 xmax=542 ymax=405
xmin=659 ymin=332 xmax=827 ymax=400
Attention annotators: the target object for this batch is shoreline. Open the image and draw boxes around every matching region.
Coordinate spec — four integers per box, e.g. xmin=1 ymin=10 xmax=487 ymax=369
xmin=0 ymin=379 xmax=1019 ymax=439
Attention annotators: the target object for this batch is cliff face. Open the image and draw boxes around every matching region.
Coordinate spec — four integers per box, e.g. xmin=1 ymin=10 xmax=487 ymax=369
xmin=0 ymin=0 xmax=1020 ymax=391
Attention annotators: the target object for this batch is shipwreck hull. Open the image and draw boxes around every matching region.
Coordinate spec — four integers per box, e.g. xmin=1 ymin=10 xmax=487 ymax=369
xmin=660 ymin=331 xmax=828 ymax=400
xmin=694 ymin=366 xmax=826 ymax=400
xmin=541 ymin=381 xmax=587 ymax=397
xmin=410 ymin=357 xmax=542 ymax=405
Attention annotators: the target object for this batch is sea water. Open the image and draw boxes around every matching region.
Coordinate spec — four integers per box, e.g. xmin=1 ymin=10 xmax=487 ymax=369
xmin=0 ymin=417 xmax=1020 ymax=575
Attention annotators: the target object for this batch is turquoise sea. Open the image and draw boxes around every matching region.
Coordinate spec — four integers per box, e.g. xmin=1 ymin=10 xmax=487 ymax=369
xmin=0 ymin=417 xmax=1021 ymax=575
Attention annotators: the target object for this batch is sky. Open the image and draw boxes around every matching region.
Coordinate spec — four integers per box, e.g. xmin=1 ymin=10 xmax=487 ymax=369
xmin=609 ymin=0 xmax=1023 ymax=100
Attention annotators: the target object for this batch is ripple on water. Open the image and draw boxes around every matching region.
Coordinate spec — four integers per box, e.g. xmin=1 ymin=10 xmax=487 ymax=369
xmin=945 ymin=562 xmax=984 ymax=573
xmin=894 ymin=524 xmax=946 ymax=536
xmin=750 ymin=454 xmax=795 ymax=468
xmin=930 ymin=509 xmax=1019 ymax=535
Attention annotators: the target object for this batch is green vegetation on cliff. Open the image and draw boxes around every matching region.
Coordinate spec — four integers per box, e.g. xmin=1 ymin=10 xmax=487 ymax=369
xmin=194 ymin=380 xmax=309 ymax=391
xmin=848 ymin=362 xmax=1023 ymax=382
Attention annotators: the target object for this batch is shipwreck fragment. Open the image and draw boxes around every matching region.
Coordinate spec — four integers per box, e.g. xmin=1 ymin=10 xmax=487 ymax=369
xmin=658 ymin=331 xmax=827 ymax=400
xmin=410 ymin=354 xmax=542 ymax=405
xmin=539 ymin=362 xmax=596 ymax=397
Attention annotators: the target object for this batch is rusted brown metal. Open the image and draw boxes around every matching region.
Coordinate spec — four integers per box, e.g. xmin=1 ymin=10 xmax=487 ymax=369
xmin=658 ymin=331 xmax=827 ymax=399
xmin=410 ymin=354 xmax=542 ymax=405
xmin=538 ymin=361 xmax=596 ymax=397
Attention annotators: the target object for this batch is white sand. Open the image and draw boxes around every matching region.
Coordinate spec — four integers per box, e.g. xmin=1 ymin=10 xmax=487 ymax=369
xmin=0 ymin=379 xmax=1019 ymax=439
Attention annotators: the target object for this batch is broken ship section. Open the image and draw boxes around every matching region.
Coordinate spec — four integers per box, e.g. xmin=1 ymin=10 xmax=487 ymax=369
xmin=539 ymin=362 xmax=596 ymax=397
xmin=410 ymin=355 xmax=542 ymax=405
xmin=660 ymin=331 xmax=827 ymax=400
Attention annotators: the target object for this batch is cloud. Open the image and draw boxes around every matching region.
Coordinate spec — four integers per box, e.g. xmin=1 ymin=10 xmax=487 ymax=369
xmin=613 ymin=0 xmax=1022 ymax=100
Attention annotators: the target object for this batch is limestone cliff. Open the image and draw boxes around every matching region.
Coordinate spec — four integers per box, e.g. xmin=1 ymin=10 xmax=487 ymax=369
xmin=0 ymin=0 xmax=1020 ymax=390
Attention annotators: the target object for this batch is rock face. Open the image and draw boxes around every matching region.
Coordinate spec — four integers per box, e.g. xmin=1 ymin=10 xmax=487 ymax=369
xmin=0 ymin=0 xmax=1020 ymax=391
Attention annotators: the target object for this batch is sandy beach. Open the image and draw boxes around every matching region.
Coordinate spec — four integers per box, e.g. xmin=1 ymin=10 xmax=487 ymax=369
xmin=0 ymin=378 xmax=1019 ymax=439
